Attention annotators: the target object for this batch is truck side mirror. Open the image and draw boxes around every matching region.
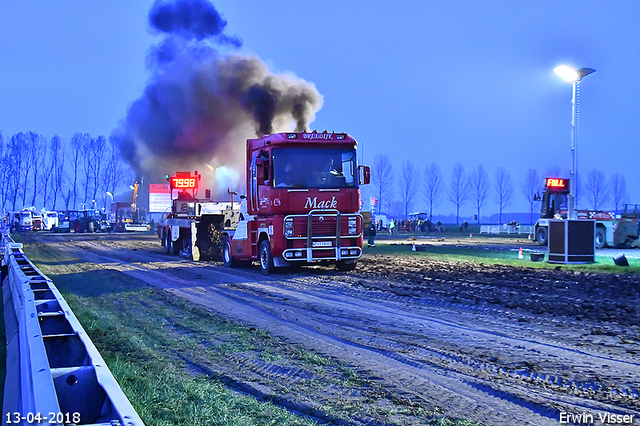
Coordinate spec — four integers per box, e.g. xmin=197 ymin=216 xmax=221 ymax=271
xmin=358 ymin=165 xmax=371 ymax=185
xmin=255 ymin=154 xmax=270 ymax=183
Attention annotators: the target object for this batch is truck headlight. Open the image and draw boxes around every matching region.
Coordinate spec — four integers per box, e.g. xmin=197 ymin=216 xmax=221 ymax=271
xmin=348 ymin=218 xmax=357 ymax=235
xmin=285 ymin=229 xmax=293 ymax=237
xmin=285 ymin=219 xmax=293 ymax=229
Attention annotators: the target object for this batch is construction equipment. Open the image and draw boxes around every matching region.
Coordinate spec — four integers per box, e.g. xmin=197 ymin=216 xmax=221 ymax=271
xmin=613 ymin=204 xmax=640 ymax=248
xmin=157 ymin=131 xmax=370 ymax=274
xmin=533 ymin=177 xmax=616 ymax=249
xmin=110 ymin=178 xmax=150 ymax=232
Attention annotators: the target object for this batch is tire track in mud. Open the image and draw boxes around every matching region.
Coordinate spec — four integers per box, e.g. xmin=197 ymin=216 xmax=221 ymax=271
xmin=38 ymin=236 xmax=640 ymax=425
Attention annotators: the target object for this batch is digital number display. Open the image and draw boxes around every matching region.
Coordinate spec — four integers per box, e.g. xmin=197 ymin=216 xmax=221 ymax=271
xmin=545 ymin=178 xmax=569 ymax=191
xmin=170 ymin=177 xmax=197 ymax=189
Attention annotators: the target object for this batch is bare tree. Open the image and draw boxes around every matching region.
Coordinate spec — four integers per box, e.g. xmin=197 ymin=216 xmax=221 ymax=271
xmin=102 ymin=136 xmax=129 ymax=209
xmin=609 ymin=173 xmax=628 ymax=212
xmin=90 ymin=135 xmax=107 ymax=204
xmin=372 ymin=154 xmax=394 ymax=214
xmin=388 ymin=200 xmax=404 ymax=220
xmin=0 ymin=133 xmax=10 ymax=211
xmin=468 ymin=165 xmax=490 ymax=224
xmin=41 ymin=138 xmax=53 ymax=208
xmin=80 ymin=135 xmax=94 ymax=207
xmin=423 ymin=162 xmax=444 ymax=220
xmin=494 ymin=167 xmax=514 ymax=223
xmin=49 ymin=136 xmax=66 ymax=210
xmin=70 ymin=133 xmax=88 ymax=208
xmin=29 ymin=133 xmax=47 ymax=207
xmin=8 ymin=133 xmax=28 ymax=210
xmin=584 ymin=168 xmax=608 ymax=210
xmin=521 ymin=168 xmax=541 ymax=224
xmin=448 ymin=163 xmax=468 ymax=225
xmin=20 ymin=132 xmax=40 ymax=208
xmin=0 ymin=154 xmax=9 ymax=211
xmin=399 ymin=160 xmax=419 ymax=219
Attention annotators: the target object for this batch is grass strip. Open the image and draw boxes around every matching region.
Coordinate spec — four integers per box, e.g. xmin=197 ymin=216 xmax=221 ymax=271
xmin=364 ymin=242 xmax=640 ymax=273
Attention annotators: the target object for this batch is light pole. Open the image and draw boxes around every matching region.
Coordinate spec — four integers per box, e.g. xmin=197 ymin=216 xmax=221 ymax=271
xmin=553 ymin=65 xmax=595 ymax=219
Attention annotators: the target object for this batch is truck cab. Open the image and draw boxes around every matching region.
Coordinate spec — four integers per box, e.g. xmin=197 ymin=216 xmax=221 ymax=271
xmin=42 ymin=211 xmax=59 ymax=230
xmin=225 ymin=131 xmax=370 ymax=274
xmin=9 ymin=210 xmax=33 ymax=232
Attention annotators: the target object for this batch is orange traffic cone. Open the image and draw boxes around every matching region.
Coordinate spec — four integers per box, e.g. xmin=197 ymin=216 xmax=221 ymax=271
xmin=518 ymin=247 xmax=524 ymax=259
xmin=412 ymin=242 xmax=416 ymax=252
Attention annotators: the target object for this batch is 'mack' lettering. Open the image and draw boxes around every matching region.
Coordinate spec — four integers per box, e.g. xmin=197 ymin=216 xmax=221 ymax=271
xmin=305 ymin=196 xmax=338 ymax=209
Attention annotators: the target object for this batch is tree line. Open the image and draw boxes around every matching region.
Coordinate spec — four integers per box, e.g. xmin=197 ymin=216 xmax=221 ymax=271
xmin=0 ymin=131 xmax=133 ymax=213
xmin=371 ymin=154 xmax=629 ymax=224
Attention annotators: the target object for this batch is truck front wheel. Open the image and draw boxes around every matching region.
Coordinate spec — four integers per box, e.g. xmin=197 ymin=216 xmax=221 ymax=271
xmin=336 ymin=261 xmax=357 ymax=271
xmin=535 ymin=227 xmax=548 ymax=246
xmin=259 ymin=240 xmax=274 ymax=275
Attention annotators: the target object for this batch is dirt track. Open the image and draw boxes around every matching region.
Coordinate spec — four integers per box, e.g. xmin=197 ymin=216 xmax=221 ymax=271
xmin=22 ymin=233 xmax=640 ymax=425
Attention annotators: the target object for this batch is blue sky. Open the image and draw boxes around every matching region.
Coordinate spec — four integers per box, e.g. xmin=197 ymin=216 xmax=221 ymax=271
xmin=1 ymin=0 xmax=638 ymax=217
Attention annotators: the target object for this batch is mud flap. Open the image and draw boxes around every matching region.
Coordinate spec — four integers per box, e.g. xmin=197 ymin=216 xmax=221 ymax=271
xmin=195 ymin=214 xmax=225 ymax=261
xmin=191 ymin=222 xmax=200 ymax=261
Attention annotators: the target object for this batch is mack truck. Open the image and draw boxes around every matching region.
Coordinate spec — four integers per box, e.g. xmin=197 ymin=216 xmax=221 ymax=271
xmin=533 ymin=177 xmax=616 ymax=249
xmin=157 ymin=131 xmax=371 ymax=274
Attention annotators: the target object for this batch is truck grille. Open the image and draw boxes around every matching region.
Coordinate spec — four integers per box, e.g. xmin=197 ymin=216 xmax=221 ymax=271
xmin=282 ymin=210 xmax=363 ymax=263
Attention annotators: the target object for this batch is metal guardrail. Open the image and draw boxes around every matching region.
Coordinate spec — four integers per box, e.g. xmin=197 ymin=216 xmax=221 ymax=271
xmin=1 ymin=232 xmax=145 ymax=426
xmin=480 ymin=225 xmax=535 ymax=235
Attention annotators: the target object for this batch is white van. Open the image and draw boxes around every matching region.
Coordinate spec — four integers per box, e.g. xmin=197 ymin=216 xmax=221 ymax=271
xmin=42 ymin=211 xmax=59 ymax=230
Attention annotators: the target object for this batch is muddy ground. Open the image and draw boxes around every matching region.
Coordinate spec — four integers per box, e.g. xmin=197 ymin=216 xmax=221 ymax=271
xmin=19 ymin=233 xmax=640 ymax=425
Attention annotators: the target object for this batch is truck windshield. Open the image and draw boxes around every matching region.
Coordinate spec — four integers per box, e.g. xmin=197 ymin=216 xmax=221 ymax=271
xmin=272 ymin=147 xmax=357 ymax=189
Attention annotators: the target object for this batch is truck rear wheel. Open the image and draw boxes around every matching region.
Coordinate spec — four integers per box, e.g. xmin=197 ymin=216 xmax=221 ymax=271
xmin=170 ymin=236 xmax=181 ymax=255
xmin=222 ymin=236 xmax=237 ymax=268
xmin=595 ymin=228 xmax=606 ymax=249
xmin=535 ymin=227 xmax=548 ymax=246
xmin=259 ymin=240 xmax=274 ymax=275
xmin=163 ymin=231 xmax=171 ymax=254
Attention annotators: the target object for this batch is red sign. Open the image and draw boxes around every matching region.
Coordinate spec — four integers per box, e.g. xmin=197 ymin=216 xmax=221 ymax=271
xmin=545 ymin=178 xmax=569 ymax=191
xmin=170 ymin=177 xmax=198 ymax=189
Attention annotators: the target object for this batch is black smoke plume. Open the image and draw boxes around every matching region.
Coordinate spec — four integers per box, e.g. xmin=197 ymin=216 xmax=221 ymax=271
xmin=114 ymin=0 xmax=323 ymax=193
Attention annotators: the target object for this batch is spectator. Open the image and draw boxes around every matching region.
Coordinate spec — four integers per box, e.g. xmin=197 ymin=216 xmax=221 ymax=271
xmin=368 ymin=220 xmax=377 ymax=247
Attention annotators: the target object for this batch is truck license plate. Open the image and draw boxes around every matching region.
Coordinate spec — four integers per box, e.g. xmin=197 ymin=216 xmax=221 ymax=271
xmin=312 ymin=241 xmax=332 ymax=247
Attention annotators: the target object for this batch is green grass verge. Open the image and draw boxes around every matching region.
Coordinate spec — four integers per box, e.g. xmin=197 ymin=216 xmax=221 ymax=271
xmin=364 ymin=240 xmax=640 ymax=274
xmin=38 ymin=276 xmax=319 ymax=425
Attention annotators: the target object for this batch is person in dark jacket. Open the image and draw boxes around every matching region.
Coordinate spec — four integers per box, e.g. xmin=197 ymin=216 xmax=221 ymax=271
xmin=368 ymin=220 xmax=377 ymax=247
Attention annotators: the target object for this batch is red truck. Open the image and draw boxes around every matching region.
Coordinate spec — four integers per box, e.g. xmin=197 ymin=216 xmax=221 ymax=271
xmin=157 ymin=131 xmax=370 ymax=274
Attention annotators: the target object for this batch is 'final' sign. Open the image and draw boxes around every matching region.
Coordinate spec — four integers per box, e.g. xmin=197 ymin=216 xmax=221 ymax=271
xmin=544 ymin=177 xmax=569 ymax=192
